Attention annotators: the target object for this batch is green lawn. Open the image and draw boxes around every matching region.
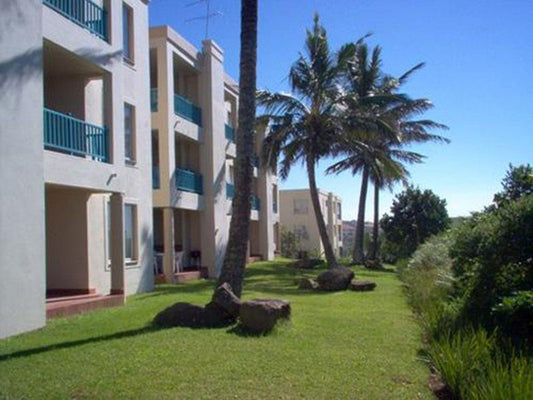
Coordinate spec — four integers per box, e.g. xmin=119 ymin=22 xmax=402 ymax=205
xmin=0 ymin=260 xmax=432 ymax=399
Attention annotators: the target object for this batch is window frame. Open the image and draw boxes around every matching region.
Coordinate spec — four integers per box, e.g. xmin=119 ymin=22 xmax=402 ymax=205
xmin=122 ymin=2 xmax=134 ymax=64
xmin=124 ymin=203 xmax=138 ymax=263
xmin=124 ymin=102 xmax=136 ymax=165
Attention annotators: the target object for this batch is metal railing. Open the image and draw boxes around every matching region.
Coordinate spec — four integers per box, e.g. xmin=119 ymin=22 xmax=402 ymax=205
xmin=226 ymin=183 xmax=235 ymax=199
xmin=225 ymin=124 xmax=235 ymax=141
xmin=273 ymin=199 xmax=278 ymax=213
xmin=150 ymin=89 xmax=158 ymax=112
xmin=174 ymin=93 xmax=202 ymax=126
xmin=152 ymin=166 xmax=160 ymax=189
xmin=176 ymin=168 xmax=203 ymax=194
xmin=251 ymin=195 xmax=261 ymax=211
xmin=44 ymin=108 xmax=108 ymax=162
xmin=43 ymin=0 xmax=107 ymax=41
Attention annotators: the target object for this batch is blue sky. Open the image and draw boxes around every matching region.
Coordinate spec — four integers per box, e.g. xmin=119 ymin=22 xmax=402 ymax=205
xmin=149 ymin=0 xmax=533 ymax=220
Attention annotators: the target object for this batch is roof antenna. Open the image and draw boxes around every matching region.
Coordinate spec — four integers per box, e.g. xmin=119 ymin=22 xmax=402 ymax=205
xmin=185 ymin=0 xmax=223 ymax=40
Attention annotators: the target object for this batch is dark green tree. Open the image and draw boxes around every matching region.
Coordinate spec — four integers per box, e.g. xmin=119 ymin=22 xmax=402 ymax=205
xmin=380 ymin=186 xmax=450 ymax=257
xmin=493 ymin=163 xmax=533 ymax=208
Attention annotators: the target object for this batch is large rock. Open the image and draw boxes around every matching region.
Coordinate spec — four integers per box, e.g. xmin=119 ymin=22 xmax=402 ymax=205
xmin=153 ymin=302 xmax=234 ymax=328
xmin=239 ymin=299 xmax=291 ymax=333
xmin=298 ymin=278 xmax=319 ymax=290
xmin=316 ymin=266 xmax=354 ymax=291
xmin=212 ymin=282 xmax=241 ymax=318
xmin=349 ymin=280 xmax=377 ymax=291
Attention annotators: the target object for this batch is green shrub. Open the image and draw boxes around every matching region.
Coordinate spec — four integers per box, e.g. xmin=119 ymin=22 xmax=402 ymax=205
xmin=280 ymin=226 xmax=300 ymax=258
xmin=491 ymin=291 xmax=533 ymax=344
xmin=426 ymin=328 xmax=494 ymax=397
xmin=450 ymin=195 xmax=533 ymax=332
xmin=427 ymin=329 xmax=533 ymax=400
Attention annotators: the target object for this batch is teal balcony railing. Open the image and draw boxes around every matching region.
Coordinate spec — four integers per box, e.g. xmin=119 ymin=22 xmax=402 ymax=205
xmin=150 ymin=89 xmax=158 ymax=112
xmin=174 ymin=93 xmax=202 ymax=126
xmin=176 ymin=168 xmax=203 ymax=194
xmin=44 ymin=108 xmax=108 ymax=162
xmin=225 ymin=124 xmax=235 ymax=141
xmin=152 ymin=166 xmax=160 ymax=189
xmin=273 ymin=199 xmax=278 ymax=213
xmin=43 ymin=0 xmax=108 ymax=41
xmin=251 ymin=195 xmax=261 ymax=211
xmin=226 ymin=183 xmax=235 ymax=199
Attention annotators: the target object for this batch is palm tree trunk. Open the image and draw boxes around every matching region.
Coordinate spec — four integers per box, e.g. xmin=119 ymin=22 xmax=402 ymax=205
xmin=353 ymin=165 xmax=369 ymax=263
xmin=370 ymin=182 xmax=379 ymax=260
xmin=215 ymin=0 xmax=257 ymax=298
xmin=306 ymin=153 xmax=338 ymax=268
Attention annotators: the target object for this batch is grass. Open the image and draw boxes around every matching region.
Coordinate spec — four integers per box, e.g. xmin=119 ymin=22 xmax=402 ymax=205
xmin=0 ymin=259 xmax=432 ymax=399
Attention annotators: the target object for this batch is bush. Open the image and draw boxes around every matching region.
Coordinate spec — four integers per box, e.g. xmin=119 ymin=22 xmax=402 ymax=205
xmin=450 ymin=195 xmax=533 ymax=331
xmin=280 ymin=226 xmax=300 ymax=258
xmin=491 ymin=291 xmax=533 ymax=344
xmin=427 ymin=328 xmax=533 ymax=400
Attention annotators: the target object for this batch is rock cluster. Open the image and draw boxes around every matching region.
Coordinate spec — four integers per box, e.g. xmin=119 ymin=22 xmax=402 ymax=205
xmin=297 ymin=266 xmax=377 ymax=293
xmin=154 ymin=283 xmax=291 ymax=333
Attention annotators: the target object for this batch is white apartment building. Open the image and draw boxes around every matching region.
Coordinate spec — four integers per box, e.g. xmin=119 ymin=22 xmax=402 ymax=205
xmin=279 ymin=189 xmax=343 ymax=258
xmin=1 ymin=0 xmax=153 ymax=338
xmin=149 ymin=26 xmax=280 ymax=280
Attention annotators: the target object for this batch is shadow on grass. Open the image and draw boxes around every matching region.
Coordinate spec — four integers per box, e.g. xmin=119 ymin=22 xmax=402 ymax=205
xmin=0 ymin=325 xmax=161 ymax=362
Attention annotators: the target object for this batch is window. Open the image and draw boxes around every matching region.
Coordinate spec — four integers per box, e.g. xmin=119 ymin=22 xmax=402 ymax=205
xmin=293 ymin=225 xmax=309 ymax=241
xmin=122 ymin=3 xmax=134 ymax=62
xmin=124 ymin=204 xmax=137 ymax=261
xmin=337 ymin=202 xmax=342 ymax=219
xmin=124 ymin=103 xmax=135 ymax=163
xmin=293 ymin=198 xmax=308 ymax=214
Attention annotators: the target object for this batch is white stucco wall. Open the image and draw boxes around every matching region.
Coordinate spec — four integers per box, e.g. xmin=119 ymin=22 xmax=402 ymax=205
xmin=0 ymin=0 xmax=46 ymax=338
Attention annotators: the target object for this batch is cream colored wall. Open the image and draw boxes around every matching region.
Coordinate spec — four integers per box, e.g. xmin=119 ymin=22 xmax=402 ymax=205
xmin=46 ymin=188 xmax=90 ymax=290
xmin=279 ymin=189 xmax=342 ymax=257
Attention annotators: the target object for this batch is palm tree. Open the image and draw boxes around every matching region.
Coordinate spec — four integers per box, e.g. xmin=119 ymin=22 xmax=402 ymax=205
xmin=258 ymin=15 xmax=354 ymax=268
xmin=329 ymin=47 xmax=449 ymax=263
xmin=215 ymin=0 xmax=257 ymax=298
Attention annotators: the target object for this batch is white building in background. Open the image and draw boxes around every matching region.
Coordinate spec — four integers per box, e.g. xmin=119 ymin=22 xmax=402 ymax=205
xmin=149 ymin=26 xmax=280 ymax=281
xmin=279 ymin=189 xmax=343 ymax=258
xmin=0 ymin=0 xmax=153 ymax=339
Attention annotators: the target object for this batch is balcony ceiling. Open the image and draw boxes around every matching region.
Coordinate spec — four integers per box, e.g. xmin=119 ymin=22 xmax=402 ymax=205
xmin=44 ymin=40 xmax=103 ymax=77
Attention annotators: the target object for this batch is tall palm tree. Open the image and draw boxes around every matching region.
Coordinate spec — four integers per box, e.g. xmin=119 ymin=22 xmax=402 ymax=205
xmin=330 ymin=48 xmax=449 ymax=263
xmin=215 ymin=0 xmax=257 ymax=298
xmin=258 ymin=15 xmax=354 ymax=268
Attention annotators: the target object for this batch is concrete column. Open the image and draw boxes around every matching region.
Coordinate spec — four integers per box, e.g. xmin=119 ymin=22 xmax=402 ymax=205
xmin=110 ymin=193 xmax=125 ymax=295
xmin=156 ymin=42 xmax=176 ymax=204
xmin=257 ymin=129 xmax=274 ymax=261
xmin=162 ymin=207 xmax=175 ymax=281
xmin=199 ymin=40 xmax=227 ymax=277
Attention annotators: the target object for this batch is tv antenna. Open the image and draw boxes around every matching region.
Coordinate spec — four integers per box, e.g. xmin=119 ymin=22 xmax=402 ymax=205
xmin=185 ymin=0 xmax=223 ymax=40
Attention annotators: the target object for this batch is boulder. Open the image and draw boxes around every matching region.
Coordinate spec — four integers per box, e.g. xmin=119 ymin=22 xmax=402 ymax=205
xmin=298 ymin=278 xmax=319 ymax=290
xmin=316 ymin=266 xmax=354 ymax=291
xmin=349 ymin=280 xmax=377 ymax=292
xmin=239 ymin=299 xmax=291 ymax=333
xmin=153 ymin=301 xmax=234 ymax=328
xmin=363 ymin=259 xmax=384 ymax=270
xmin=212 ymin=282 xmax=241 ymax=318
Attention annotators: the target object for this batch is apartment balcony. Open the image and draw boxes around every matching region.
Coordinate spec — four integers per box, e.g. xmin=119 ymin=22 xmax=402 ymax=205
xmin=226 ymin=185 xmax=260 ymax=211
xmin=176 ymin=168 xmax=203 ymax=195
xmin=150 ymin=88 xmax=158 ymax=112
xmin=44 ymin=108 xmax=108 ymax=162
xmin=152 ymin=166 xmax=160 ymax=189
xmin=174 ymin=94 xmax=202 ymax=126
xmin=225 ymin=124 xmax=235 ymax=142
xmin=43 ymin=0 xmax=108 ymax=41
xmin=226 ymin=183 xmax=235 ymax=199
xmin=251 ymin=195 xmax=261 ymax=211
